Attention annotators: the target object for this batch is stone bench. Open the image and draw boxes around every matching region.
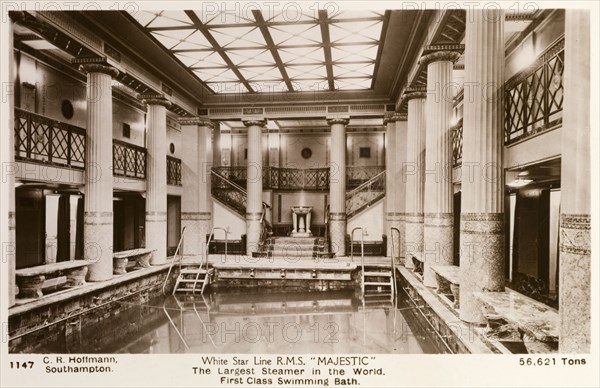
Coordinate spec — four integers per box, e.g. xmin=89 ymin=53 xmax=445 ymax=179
xmin=113 ymin=249 xmax=155 ymax=275
xmin=474 ymin=290 xmax=559 ymax=353
xmin=15 ymin=261 xmax=89 ymax=298
xmin=431 ymin=265 xmax=460 ymax=308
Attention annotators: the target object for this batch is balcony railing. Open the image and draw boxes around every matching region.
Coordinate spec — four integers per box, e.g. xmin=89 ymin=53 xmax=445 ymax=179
xmin=505 ymin=37 xmax=564 ymax=145
xmin=113 ymin=140 xmax=146 ymax=179
xmin=14 ymin=108 xmax=85 ymax=169
xmin=451 ymin=118 xmax=463 ymax=167
xmin=346 ymin=165 xmax=385 ymax=188
xmin=269 ymin=167 xmax=329 ymax=190
xmin=212 ymin=165 xmax=382 ymax=191
xmin=167 ymin=156 xmax=182 ymax=186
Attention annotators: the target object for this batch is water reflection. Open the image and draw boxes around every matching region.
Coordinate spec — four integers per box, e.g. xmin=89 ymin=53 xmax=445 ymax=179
xmin=17 ymin=288 xmax=445 ymax=354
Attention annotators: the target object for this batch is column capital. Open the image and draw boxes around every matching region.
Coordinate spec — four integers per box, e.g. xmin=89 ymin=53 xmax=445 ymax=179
xmin=383 ymin=113 xmax=395 ymax=125
xmin=402 ymin=91 xmax=427 ymax=103
xmin=177 ymin=116 xmax=214 ymax=128
xmin=394 ymin=113 xmax=408 ymax=122
xmin=72 ymin=57 xmax=120 ymax=78
xmin=420 ymin=50 xmax=462 ymax=66
xmin=242 ymin=118 xmax=267 ymax=127
xmin=326 ymin=117 xmax=349 ymax=126
xmin=139 ymin=94 xmax=172 ymax=108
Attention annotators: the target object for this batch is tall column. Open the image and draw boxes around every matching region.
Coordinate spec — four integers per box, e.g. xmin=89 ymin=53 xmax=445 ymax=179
xmin=141 ymin=94 xmax=171 ymax=265
xmin=180 ymin=117 xmax=213 ymax=256
xmin=394 ymin=114 xmax=408 ymax=265
xmin=559 ymin=10 xmax=591 ymax=353
xmin=459 ymin=9 xmax=505 ymax=324
xmin=422 ymin=50 xmax=461 ymax=287
xmin=212 ymin=120 xmax=221 ymax=167
xmin=384 ymin=114 xmax=400 ymax=259
xmin=7 ymin=17 xmax=16 ymax=305
xmin=74 ymin=58 xmax=119 ymax=281
xmin=244 ymin=119 xmax=266 ymax=255
xmin=403 ymin=93 xmax=427 ymax=269
xmin=327 ymin=118 xmax=349 ymax=257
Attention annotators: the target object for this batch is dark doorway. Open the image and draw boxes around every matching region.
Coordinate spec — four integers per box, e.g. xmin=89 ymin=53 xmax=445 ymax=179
xmin=15 ymin=187 xmax=45 ymax=269
xmin=113 ymin=193 xmax=145 ymax=252
xmin=167 ymin=195 xmax=181 ymax=256
xmin=453 ymin=190 xmax=461 ymax=266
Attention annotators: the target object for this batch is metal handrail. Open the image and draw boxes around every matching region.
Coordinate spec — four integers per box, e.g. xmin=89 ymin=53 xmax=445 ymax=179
xmin=390 ymin=227 xmax=401 ymax=296
xmin=162 ymin=300 xmax=190 ymax=350
xmin=351 ymin=227 xmax=366 ymax=295
xmin=193 ymin=226 xmax=229 ymax=294
xmin=162 ymin=226 xmax=187 ymax=296
xmin=211 ymin=169 xmax=247 ymax=194
xmin=346 ymin=170 xmax=386 ymax=198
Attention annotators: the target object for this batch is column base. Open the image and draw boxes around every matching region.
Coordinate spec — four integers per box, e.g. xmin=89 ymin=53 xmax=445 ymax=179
xmin=459 ymin=213 xmax=504 ymax=324
xmin=246 ymin=218 xmax=262 ymax=255
xmin=559 ymin=213 xmax=591 ymax=353
xmin=423 ymin=213 xmax=454 ymax=288
xmin=404 ymin=213 xmax=424 ymax=269
xmin=84 ymin=213 xmax=113 ymax=282
xmin=146 ymin=212 xmax=167 ymax=265
xmin=329 ymin=216 xmax=346 ymax=257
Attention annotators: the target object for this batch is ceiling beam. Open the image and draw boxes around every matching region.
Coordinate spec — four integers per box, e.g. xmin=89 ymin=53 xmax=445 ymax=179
xmin=184 ymin=10 xmax=255 ymax=93
xmin=318 ymin=10 xmax=335 ymax=91
xmin=370 ymin=10 xmax=391 ymax=88
xmin=252 ymin=10 xmax=294 ymax=92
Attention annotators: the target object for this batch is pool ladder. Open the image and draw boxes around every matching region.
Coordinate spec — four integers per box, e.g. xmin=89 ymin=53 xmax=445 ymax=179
xmin=167 ymin=226 xmax=229 ymax=295
xmin=351 ymin=227 xmax=395 ymax=306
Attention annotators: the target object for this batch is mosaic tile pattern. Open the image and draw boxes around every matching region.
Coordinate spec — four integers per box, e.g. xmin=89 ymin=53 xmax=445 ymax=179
xmin=423 ymin=213 xmax=454 ymax=287
xmin=559 ymin=213 xmax=591 ymax=352
xmin=459 ymin=212 xmax=504 ymax=324
xmin=84 ymin=212 xmax=113 ymax=281
xmin=404 ymin=213 xmax=424 ymax=269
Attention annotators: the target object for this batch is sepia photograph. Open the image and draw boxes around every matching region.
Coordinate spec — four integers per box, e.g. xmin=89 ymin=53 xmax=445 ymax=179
xmin=0 ymin=1 xmax=598 ymax=387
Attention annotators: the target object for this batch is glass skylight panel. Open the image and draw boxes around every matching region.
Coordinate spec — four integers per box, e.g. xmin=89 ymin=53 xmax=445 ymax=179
xmin=239 ymin=66 xmax=280 ymax=81
xmin=146 ymin=11 xmax=192 ymax=28
xmin=193 ymin=67 xmax=230 ymax=81
xmin=330 ymin=10 xmax=384 ymax=20
xmin=333 ymin=78 xmax=372 ymax=90
xmin=329 ymin=20 xmax=382 ymax=43
xmin=250 ymin=81 xmax=287 ymax=93
xmin=331 ymin=44 xmax=379 ymax=62
xmin=203 ymin=11 xmax=255 ymax=25
xmin=291 ymin=79 xmax=328 ymax=92
xmin=286 ymin=65 xmax=327 ymax=79
xmin=180 ymin=51 xmax=227 ymax=67
xmin=226 ymin=49 xmax=275 ymax=66
xmin=151 ymin=31 xmax=193 ymax=50
xmin=268 ymin=24 xmax=321 ymax=46
xmin=173 ymin=30 xmax=213 ymax=50
xmin=333 ymin=63 xmax=375 ymax=78
xmin=208 ymin=69 xmax=239 ymax=82
xmin=215 ymin=27 xmax=266 ymax=48
xmin=278 ymin=47 xmax=324 ymax=64
xmin=267 ymin=10 xmax=317 ymax=23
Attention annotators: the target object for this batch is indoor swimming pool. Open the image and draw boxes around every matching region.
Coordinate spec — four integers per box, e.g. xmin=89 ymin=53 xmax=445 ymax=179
xmin=13 ymin=288 xmax=446 ymax=354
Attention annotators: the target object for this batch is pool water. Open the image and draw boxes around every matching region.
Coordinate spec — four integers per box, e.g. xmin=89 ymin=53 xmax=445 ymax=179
xmin=22 ymin=288 xmax=445 ymax=354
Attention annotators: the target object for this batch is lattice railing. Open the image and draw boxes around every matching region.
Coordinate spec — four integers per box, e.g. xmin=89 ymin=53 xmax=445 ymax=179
xmin=451 ymin=118 xmax=463 ymax=167
xmin=167 ymin=156 xmax=182 ymax=186
xmin=212 ymin=166 xmax=247 ymax=186
xmin=113 ymin=140 xmax=146 ymax=179
xmin=14 ymin=108 xmax=85 ymax=169
xmin=211 ymin=170 xmax=247 ymax=217
xmin=346 ymin=171 xmax=386 ymax=218
xmin=505 ymin=37 xmax=564 ymax=145
xmin=346 ymin=165 xmax=385 ymax=188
